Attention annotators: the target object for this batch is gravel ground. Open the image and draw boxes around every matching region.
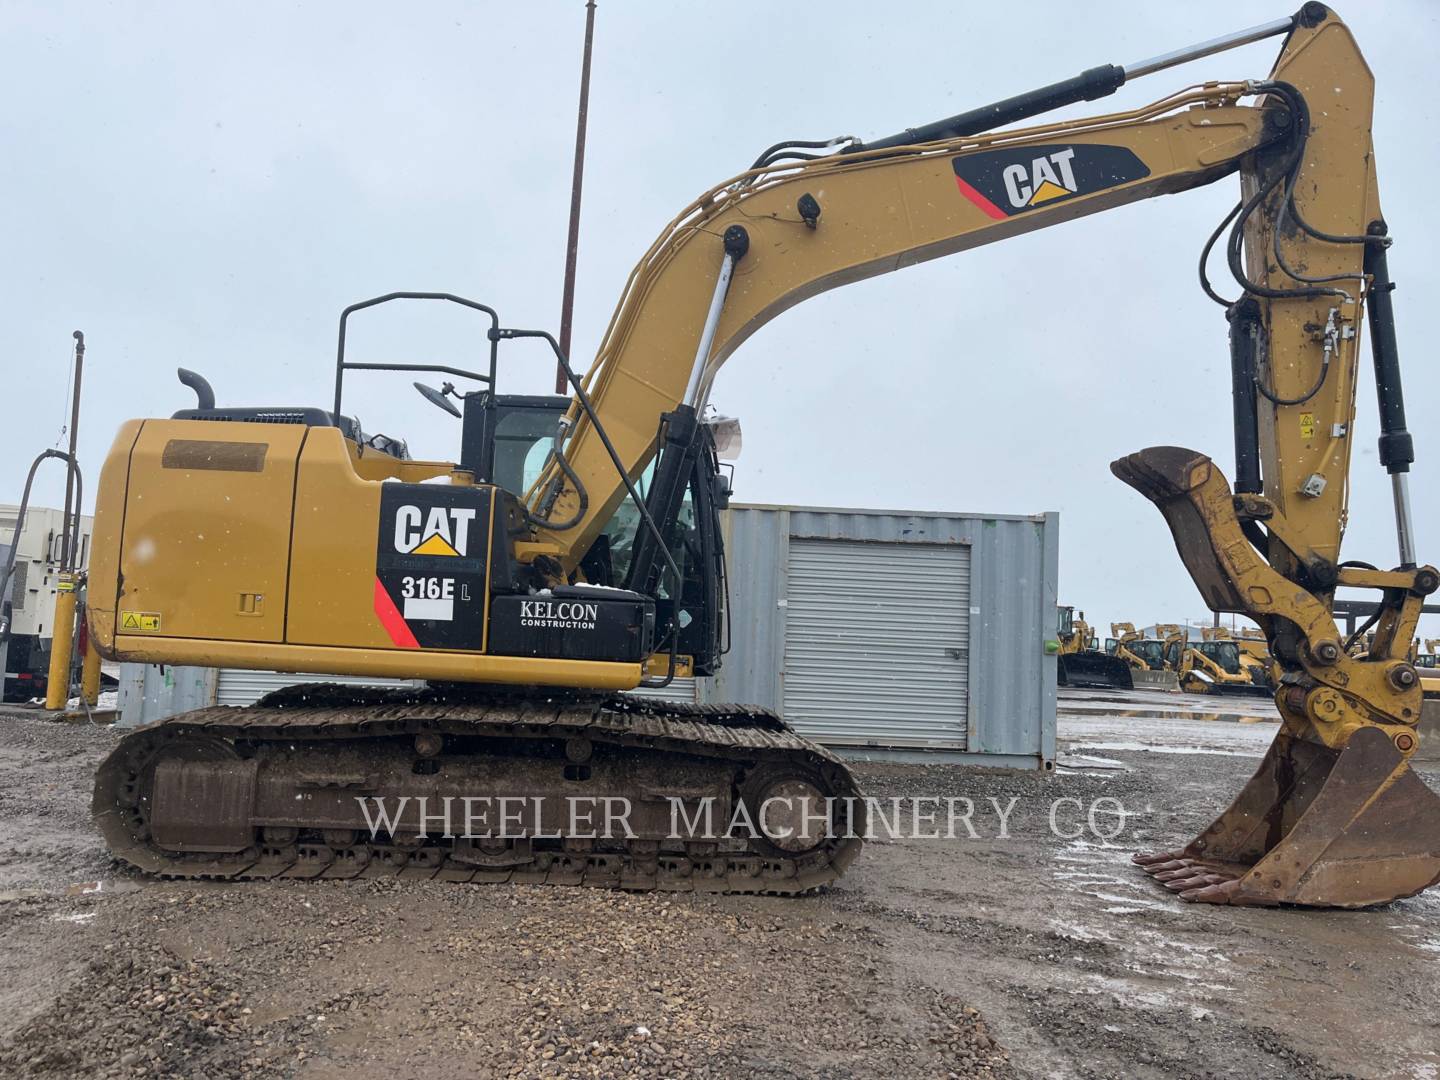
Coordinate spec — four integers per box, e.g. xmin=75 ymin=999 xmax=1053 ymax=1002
xmin=0 ymin=693 xmax=1437 ymax=1079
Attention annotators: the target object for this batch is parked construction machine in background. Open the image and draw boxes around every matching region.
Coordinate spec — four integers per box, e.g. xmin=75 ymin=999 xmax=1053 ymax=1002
xmin=1411 ymin=639 xmax=1440 ymax=671
xmin=1057 ymin=607 xmax=1134 ymax=690
xmin=85 ymin=6 xmax=1440 ymax=907
xmin=1175 ymin=630 xmax=1278 ymax=696
xmin=1203 ymin=627 xmax=1276 ymax=695
xmin=1235 ymin=626 xmax=1272 ymax=662
xmin=1107 ymin=624 xmax=1177 ymax=690
xmin=1418 ymin=640 xmax=1440 ymax=763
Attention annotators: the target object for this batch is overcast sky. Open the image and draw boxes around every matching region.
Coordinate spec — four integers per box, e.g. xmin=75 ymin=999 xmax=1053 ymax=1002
xmin=3 ymin=1 xmax=1438 ymax=634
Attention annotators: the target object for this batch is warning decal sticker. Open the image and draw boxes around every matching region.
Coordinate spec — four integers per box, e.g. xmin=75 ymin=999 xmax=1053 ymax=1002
xmin=373 ymin=485 xmax=490 ymax=650
xmin=120 ymin=611 xmax=162 ymax=632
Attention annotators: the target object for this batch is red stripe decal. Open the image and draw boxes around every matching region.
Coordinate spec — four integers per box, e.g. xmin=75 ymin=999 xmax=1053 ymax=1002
xmin=373 ymin=577 xmax=420 ymax=649
xmin=954 ymin=176 xmax=1008 ymax=220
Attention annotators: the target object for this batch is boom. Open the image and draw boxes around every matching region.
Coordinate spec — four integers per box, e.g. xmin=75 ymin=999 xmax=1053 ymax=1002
xmin=529 ymin=9 xmax=1382 ymax=586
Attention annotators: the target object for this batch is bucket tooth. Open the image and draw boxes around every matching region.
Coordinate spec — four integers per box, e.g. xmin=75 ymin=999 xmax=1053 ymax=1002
xmin=1132 ymin=851 xmax=1188 ymax=868
xmin=1162 ymin=872 xmax=1230 ymax=893
xmin=1179 ymin=880 xmax=1257 ymax=905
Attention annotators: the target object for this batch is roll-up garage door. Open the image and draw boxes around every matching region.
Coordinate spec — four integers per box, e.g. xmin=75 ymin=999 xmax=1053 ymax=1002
xmin=215 ymin=670 xmax=422 ymax=707
xmin=783 ymin=538 xmax=970 ymax=748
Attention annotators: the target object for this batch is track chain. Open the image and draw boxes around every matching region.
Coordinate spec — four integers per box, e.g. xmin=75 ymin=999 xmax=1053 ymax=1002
xmin=93 ymin=685 xmax=864 ymax=895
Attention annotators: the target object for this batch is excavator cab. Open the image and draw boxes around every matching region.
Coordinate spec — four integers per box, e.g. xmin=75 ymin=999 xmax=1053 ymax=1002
xmin=446 ymin=388 xmax=731 ymax=675
xmin=1204 ymin=641 xmax=1241 ymax=674
xmin=1168 ymin=638 xmax=1244 ymax=676
xmin=1130 ymin=640 xmax=1168 ymax=671
xmin=457 ymin=392 xmax=569 ymax=498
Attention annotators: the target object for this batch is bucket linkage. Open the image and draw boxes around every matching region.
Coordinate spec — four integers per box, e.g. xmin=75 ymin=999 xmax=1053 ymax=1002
xmin=1113 ymin=446 xmax=1440 ymax=908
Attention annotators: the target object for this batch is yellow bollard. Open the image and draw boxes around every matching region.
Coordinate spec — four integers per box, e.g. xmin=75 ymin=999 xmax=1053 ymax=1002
xmin=44 ymin=572 xmax=78 ymax=711
xmin=81 ymin=608 xmax=102 ymax=706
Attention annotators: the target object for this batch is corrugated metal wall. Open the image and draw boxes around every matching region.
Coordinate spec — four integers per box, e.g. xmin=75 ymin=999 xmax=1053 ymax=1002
xmin=706 ymin=505 xmax=1057 ymax=768
xmin=626 ymin=677 xmax=697 ymax=703
xmin=216 ymin=670 xmax=422 ymax=706
xmin=117 ymin=663 xmax=216 ymax=726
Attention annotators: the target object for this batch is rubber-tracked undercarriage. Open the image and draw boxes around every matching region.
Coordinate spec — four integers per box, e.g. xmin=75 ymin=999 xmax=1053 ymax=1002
xmin=94 ymin=685 xmax=864 ymax=893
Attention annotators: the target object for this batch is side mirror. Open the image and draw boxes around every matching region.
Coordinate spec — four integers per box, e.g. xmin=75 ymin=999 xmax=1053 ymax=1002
xmin=713 ymin=469 xmax=732 ymax=510
xmin=414 ymin=381 xmax=462 ymax=418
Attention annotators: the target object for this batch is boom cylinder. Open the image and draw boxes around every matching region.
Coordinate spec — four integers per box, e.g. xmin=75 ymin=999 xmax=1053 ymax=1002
xmin=854 ymin=65 xmax=1126 ymax=152
xmin=684 ymin=225 xmax=749 ymax=409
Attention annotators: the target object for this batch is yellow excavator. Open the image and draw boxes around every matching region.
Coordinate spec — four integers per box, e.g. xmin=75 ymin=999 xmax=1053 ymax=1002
xmin=1153 ymin=624 xmax=1186 ymax=658
xmin=88 ymin=5 xmax=1440 ymax=907
xmin=1057 ymin=607 xmax=1134 ymax=690
xmin=1109 ymin=623 xmax=1138 ymax=643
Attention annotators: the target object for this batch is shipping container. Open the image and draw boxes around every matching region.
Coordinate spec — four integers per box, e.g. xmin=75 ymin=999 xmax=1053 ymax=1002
xmin=694 ymin=504 xmax=1058 ymax=769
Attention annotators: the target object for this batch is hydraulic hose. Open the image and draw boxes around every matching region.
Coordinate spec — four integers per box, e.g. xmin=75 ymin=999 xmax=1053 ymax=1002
xmin=1220 ymin=83 xmax=1352 ymax=304
xmin=528 ymin=420 xmax=590 ymax=533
